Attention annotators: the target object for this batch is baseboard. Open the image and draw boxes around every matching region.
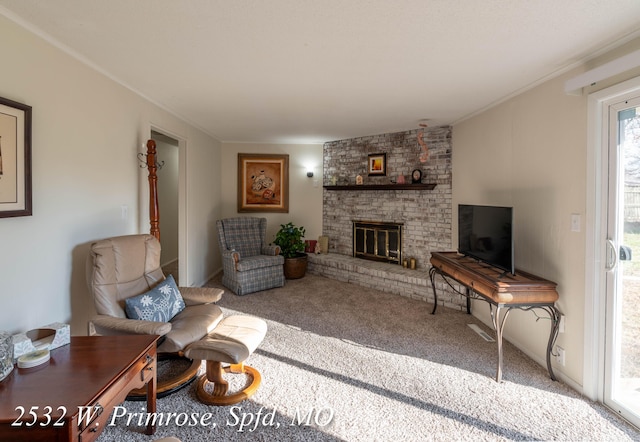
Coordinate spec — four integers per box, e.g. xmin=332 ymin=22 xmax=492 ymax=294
xmin=473 ymin=315 xmax=583 ymax=393
xmin=194 ymin=267 xmax=222 ymax=287
xmin=506 ymin=333 xmax=582 ymax=392
xmin=160 ymin=257 xmax=178 ymax=268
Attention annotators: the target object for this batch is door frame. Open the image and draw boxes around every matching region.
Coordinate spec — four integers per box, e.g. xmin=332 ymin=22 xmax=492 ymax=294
xmin=138 ymin=124 xmax=188 ymax=285
xmin=585 ymin=76 xmax=640 ymax=402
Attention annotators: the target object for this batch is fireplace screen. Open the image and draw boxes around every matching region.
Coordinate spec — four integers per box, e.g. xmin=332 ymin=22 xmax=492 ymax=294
xmin=353 ymin=221 xmax=402 ymax=264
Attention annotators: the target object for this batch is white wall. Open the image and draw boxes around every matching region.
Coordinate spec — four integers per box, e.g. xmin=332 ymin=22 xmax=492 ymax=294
xmin=0 ymin=15 xmax=222 ymax=336
xmin=220 ymin=143 xmax=323 ymax=247
xmin=453 ymin=38 xmax=640 ymax=388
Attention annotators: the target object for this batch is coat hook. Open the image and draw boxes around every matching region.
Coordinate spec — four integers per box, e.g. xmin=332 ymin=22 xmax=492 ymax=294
xmin=137 ymin=152 xmax=164 ymax=169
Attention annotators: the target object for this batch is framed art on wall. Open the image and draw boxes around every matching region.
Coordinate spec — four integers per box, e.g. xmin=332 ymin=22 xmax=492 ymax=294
xmin=0 ymin=96 xmax=32 ymax=218
xmin=368 ymin=153 xmax=386 ymax=176
xmin=237 ymin=153 xmax=289 ymax=212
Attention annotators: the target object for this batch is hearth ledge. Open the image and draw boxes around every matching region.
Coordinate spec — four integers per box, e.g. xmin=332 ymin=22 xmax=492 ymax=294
xmin=307 ymin=253 xmax=466 ymax=311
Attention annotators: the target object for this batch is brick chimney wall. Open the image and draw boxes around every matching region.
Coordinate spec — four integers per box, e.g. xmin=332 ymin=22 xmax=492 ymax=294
xmin=322 ymin=126 xmax=453 ymax=270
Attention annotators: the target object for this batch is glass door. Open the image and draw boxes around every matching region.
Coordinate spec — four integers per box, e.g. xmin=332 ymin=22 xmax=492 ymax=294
xmin=604 ymin=96 xmax=640 ymax=427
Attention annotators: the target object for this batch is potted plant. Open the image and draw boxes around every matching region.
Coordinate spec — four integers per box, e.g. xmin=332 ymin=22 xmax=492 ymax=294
xmin=273 ymin=222 xmax=307 ymax=279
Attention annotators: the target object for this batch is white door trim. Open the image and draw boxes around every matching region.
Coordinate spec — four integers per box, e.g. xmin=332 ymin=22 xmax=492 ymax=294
xmin=584 ymin=76 xmax=640 ymax=401
xmin=139 ymin=124 xmax=189 ymax=285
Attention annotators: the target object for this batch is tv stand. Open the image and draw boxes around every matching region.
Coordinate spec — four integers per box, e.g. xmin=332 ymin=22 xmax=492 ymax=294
xmin=429 ymin=251 xmax=560 ymax=382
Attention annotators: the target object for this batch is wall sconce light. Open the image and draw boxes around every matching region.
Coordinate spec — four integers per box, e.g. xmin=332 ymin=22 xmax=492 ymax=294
xmin=307 ymin=170 xmax=314 ymax=178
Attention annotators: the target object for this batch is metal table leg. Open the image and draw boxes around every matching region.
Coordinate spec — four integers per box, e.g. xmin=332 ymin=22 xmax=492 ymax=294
xmin=489 ymin=304 xmax=512 ymax=383
xmin=541 ymin=305 xmax=560 ymax=381
xmin=488 ymin=304 xmax=560 ymax=382
xmin=428 ymin=266 xmax=439 ymax=315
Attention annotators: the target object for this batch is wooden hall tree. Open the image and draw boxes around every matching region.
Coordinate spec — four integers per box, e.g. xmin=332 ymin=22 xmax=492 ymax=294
xmin=145 ymin=139 xmax=160 ymax=241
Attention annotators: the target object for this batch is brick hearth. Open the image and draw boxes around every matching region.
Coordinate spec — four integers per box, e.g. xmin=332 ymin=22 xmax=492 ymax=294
xmin=308 ymin=253 xmax=464 ymax=311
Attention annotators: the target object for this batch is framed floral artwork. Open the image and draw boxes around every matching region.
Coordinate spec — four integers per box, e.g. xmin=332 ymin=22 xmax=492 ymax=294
xmin=237 ymin=153 xmax=289 ymax=212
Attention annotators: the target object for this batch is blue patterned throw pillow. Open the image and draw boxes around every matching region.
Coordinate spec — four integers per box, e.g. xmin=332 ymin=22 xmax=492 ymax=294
xmin=125 ymin=275 xmax=186 ymax=322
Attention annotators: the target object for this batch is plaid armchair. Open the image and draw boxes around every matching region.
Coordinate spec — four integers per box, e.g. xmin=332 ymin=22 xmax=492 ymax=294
xmin=216 ymin=217 xmax=285 ymax=295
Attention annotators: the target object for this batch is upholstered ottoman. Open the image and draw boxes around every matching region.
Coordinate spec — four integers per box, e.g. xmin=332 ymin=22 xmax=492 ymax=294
xmin=185 ymin=315 xmax=267 ymax=405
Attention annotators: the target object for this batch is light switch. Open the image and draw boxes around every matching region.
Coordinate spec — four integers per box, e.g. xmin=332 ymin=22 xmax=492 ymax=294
xmin=571 ymin=213 xmax=581 ymax=232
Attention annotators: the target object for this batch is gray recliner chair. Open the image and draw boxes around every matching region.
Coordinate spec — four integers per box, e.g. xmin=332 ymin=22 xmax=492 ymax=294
xmin=216 ymin=217 xmax=285 ymax=295
xmin=86 ymin=234 xmax=225 ymax=396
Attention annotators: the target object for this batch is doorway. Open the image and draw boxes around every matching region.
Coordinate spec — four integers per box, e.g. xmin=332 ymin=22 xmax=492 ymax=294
xmin=587 ymin=76 xmax=640 ymax=429
xmin=603 ymin=96 xmax=640 ymax=426
xmin=151 ymin=130 xmax=181 ymax=284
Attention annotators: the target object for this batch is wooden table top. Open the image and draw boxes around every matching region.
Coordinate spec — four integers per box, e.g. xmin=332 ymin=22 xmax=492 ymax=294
xmin=0 ymin=335 xmax=158 ymax=422
xmin=430 ymin=251 xmax=559 ymax=305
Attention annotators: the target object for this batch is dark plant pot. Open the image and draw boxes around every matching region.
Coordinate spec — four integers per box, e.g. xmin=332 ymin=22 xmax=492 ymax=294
xmin=283 ymin=253 xmax=308 ymax=279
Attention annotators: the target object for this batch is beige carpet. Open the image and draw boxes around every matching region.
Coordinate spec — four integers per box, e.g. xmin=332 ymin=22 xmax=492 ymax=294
xmin=99 ymin=274 xmax=640 ymax=441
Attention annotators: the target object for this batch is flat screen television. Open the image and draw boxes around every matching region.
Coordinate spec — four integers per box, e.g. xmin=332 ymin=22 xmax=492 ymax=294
xmin=458 ymin=204 xmax=514 ymax=275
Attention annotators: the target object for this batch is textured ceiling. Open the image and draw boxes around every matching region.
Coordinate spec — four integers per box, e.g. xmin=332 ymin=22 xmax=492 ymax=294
xmin=1 ymin=0 xmax=640 ymax=143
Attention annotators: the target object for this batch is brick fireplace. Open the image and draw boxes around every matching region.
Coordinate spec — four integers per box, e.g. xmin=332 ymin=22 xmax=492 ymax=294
xmin=353 ymin=220 xmax=403 ymax=264
xmin=308 ymin=125 xmax=464 ymax=310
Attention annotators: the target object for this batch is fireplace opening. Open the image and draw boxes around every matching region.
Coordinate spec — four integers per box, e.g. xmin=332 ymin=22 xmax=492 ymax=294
xmin=353 ymin=221 xmax=403 ymax=264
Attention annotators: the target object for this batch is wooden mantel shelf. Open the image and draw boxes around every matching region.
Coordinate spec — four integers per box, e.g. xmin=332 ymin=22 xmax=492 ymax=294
xmin=323 ymin=183 xmax=437 ymax=191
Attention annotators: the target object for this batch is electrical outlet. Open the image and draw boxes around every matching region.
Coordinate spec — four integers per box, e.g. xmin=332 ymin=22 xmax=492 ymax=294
xmin=559 ymin=314 xmax=565 ymax=333
xmin=555 ymin=346 xmax=565 ymax=366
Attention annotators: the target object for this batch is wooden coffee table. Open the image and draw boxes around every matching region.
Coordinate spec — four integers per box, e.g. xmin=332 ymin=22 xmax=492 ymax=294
xmin=0 ymin=334 xmax=158 ymax=441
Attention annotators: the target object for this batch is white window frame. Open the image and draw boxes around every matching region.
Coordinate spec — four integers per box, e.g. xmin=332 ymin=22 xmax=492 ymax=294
xmin=584 ymin=75 xmax=640 ymax=400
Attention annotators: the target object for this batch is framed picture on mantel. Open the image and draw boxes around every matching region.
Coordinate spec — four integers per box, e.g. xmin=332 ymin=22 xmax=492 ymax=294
xmin=237 ymin=153 xmax=289 ymax=212
xmin=368 ymin=153 xmax=386 ymax=176
xmin=0 ymin=96 xmax=32 ymax=218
